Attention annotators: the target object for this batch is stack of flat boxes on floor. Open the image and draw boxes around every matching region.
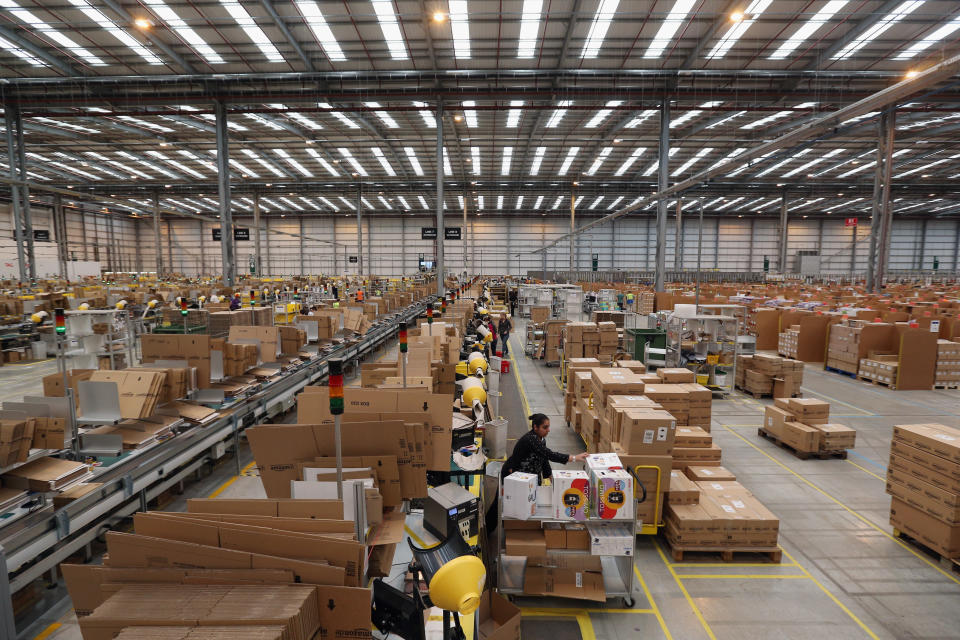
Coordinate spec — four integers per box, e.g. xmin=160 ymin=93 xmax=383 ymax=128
xmin=736 ymin=354 xmax=805 ymax=397
xmin=935 ymin=340 xmax=960 ymax=388
xmin=762 ymin=399 xmax=856 ymax=454
xmin=778 ymin=327 xmax=799 ymax=358
xmin=858 ymin=355 xmax=899 ymax=386
xmin=636 ymin=292 xmax=655 ymax=315
xmin=887 ymin=423 xmax=960 ymax=560
xmin=826 ymin=324 xmax=861 ymax=374
xmin=563 ymin=322 xmax=617 ymax=363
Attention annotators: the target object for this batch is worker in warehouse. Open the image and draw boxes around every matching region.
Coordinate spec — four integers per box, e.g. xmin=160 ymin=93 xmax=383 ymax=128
xmin=497 ymin=314 xmax=513 ymax=356
xmin=229 ymin=293 xmax=242 ymax=310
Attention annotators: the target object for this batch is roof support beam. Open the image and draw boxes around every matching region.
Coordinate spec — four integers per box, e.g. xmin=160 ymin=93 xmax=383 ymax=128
xmin=0 ymin=24 xmax=79 ymax=76
xmin=99 ymin=0 xmax=196 ymax=74
xmin=259 ymin=0 xmax=315 ymax=72
xmin=681 ymin=0 xmax=741 ymax=68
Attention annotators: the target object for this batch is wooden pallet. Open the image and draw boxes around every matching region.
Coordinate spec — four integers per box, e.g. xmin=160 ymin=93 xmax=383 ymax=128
xmin=825 ymin=365 xmax=858 ymax=378
xmin=664 ymin=541 xmax=782 ymax=563
xmin=857 ymin=376 xmax=898 ymax=390
xmin=757 ymin=427 xmax=848 ymax=460
xmin=893 ymin=528 xmax=960 ymax=574
xmin=934 ymin=384 xmax=960 ymax=390
xmin=734 ymin=385 xmax=803 ymax=400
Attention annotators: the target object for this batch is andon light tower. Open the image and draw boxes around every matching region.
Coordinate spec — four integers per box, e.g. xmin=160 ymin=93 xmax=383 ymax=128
xmin=328 ymin=358 xmax=345 ymax=499
xmin=399 ymin=321 xmax=408 ymax=388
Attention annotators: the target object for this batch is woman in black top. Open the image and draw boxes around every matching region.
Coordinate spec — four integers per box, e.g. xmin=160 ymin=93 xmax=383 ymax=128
xmin=501 ymin=413 xmax=588 ymax=482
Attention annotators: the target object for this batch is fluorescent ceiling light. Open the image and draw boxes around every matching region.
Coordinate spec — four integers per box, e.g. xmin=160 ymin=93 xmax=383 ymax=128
xmin=295 ymin=1 xmax=346 ymax=61
xmin=497 ymin=195 xmax=504 ymax=209
xmin=0 ymin=34 xmax=43 ymax=66
xmin=364 ymin=102 xmax=399 ymax=128
xmin=586 ymin=100 xmax=624 ymax=128
xmin=534 ymin=195 xmax=544 ymax=208
xmin=645 ymin=0 xmax=696 ymax=58
xmin=279 ymin=197 xmax=305 ymax=211
xmin=361 ymin=196 xmax=375 ymax=209
xmin=338 ymin=148 xmax=368 ymax=176
xmin=623 ymin=109 xmax=658 ymax=128
xmin=1 ymin=0 xmax=105 ymax=65
xmin=725 ymin=150 xmax=774 ymax=176
xmin=396 ymin=195 xmax=411 ymax=210
xmin=471 ymin=146 xmax=481 ymax=175
xmin=305 ymin=148 xmax=339 ymax=176
xmin=501 ymin=147 xmax=513 ymax=175
xmin=338 ymin=196 xmax=356 ymax=209
xmin=418 ymin=195 xmax=429 ymax=209
xmin=672 ymin=147 xmax=713 ymax=176
xmin=588 ymin=196 xmax=604 ymax=210
xmin=896 ymin=14 xmax=960 ymax=59
xmin=832 ymin=1 xmax=924 ymax=60
xmin=68 ymin=0 xmax=162 ymax=64
xmin=241 ymin=149 xmax=285 ymax=177
xmin=715 ymin=197 xmax=745 ymax=211
xmin=893 ymin=153 xmax=960 ymax=179
xmin=551 ymin=196 xmax=564 ymax=209
xmin=273 ymin=148 xmax=313 ymax=176
xmin=529 ymin=146 xmax=546 ymax=176
xmin=781 ymin=147 xmax=843 ymax=177
xmin=769 ymin=1 xmax=848 ymax=60
xmin=462 ymin=101 xmax=479 ymax=127
xmin=443 ymin=147 xmax=453 ymax=176
xmin=516 ymin=196 xmax=525 ymax=209
xmin=372 ymin=0 xmax=408 ymax=59
xmin=412 ymin=101 xmax=436 ymax=127
xmin=267 ymin=104 xmax=323 ymax=130
xmin=607 ymin=195 xmax=624 ymax=209
xmin=143 ymin=0 xmax=224 ymax=63
xmin=755 ymin=149 xmax=810 ymax=177
xmin=741 ymin=102 xmax=817 ymax=130
xmin=582 ymin=0 xmax=620 ymax=58
xmin=448 ymin=0 xmax=471 ymax=58
xmin=146 ymin=151 xmax=205 ymax=178
xmin=405 ymin=147 xmax=424 ymax=176
xmin=220 ymin=1 xmax=284 ymax=62
xmin=706 ymin=0 xmax=772 ymax=59
xmin=33 ymin=117 xmax=99 ymax=134
xmin=834 ymin=148 xmax=909 ymax=177
xmin=517 ymin=0 xmax=543 ymax=58
xmin=670 ymin=101 xmax=722 ymax=129
xmin=787 ymin=197 xmax=824 ymax=212
xmin=614 ymin=147 xmax=646 ymax=176
xmin=557 ymin=147 xmax=580 ymax=176
xmin=478 ymin=196 xmax=485 ymax=209
xmin=377 ymin=196 xmax=393 ymax=209
xmin=115 ymin=115 xmax=174 ymax=132
xmin=546 ymin=100 xmax=572 ymax=128
xmin=823 ymin=197 xmax=863 ymax=212
xmin=371 ymin=147 xmax=397 ymax=176
xmin=319 ymin=102 xmax=359 ymax=128
xmin=585 ymin=147 xmax=613 ymax=175
xmin=642 ymin=148 xmax=678 ymax=176
xmin=704 ymin=110 xmax=747 ymax=129
xmin=506 ymin=101 xmax=524 ymax=128
xmin=246 ymin=113 xmax=284 ymax=130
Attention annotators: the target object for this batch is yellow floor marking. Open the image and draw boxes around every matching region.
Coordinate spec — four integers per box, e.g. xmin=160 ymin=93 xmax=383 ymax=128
xmin=520 ymin=607 xmax=655 ymax=615
xmin=508 ymin=336 xmax=531 ymax=418
xmin=207 ymin=460 xmax=257 ymax=499
xmin=575 ymin=613 xmax=597 ymax=640
xmin=845 ymin=459 xmax=887 ymax=482
xmin=33 ymin=623 xmax=61 ymax=640
xmin=634 ymin=565 xmax=675 ymax=640
xmin=669 ymin=562 xmax=798 ymax=568
xmin=552 ymin=374 xmax=563 ymax=391
xmin=653 ymin=539 xmax=718 ymax=640
xmin=676 ymin=574 xmax=808 ymax=579
xmin=802 ymin=389 xmax=874 ymax=416
xmin=403 ymin=525 xmax=434 ymax=549
xmin=720 ymin=423 xmax=960 ymax=587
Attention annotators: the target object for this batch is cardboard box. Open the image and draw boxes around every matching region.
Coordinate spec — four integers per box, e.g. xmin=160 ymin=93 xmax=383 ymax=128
xmin=787 ymin=398 xmax=830 ymax=420
xmin=590 ymin=469 xmax=634 ymax=521
xmin=502 ymin=472 xmax=537 ymax=520
xmin=505 ymin=530 xmax=546 ymax=557
xmin=889 ymin=497 xmax=960 ymax=558
xmin=667 ymin=470 xmax=700 ymax=505
xmin=543 ymin=523 xmax=567 ymax=549
xmin=781 ymin=421 xmax=821 ymax=453
xmin=619 ymin=409 xmax=676 ymax=455
xmin=675 ymin=426 xmax=712 ymax=447
xmin=551 ymin=470 xmax=590 ymax=521
xmin=657 ymin=368 xmax=696 ymax=383
xmin=893 ymin=424 xmax=960 ymax=464
xmin=763 ymin=406 xmax=795 ymax=438
xmin=564 ymin=524 xmax=590 ymax=550
xmin=476 ymin=590 xmax=521 ymax=640
xmin=810 ymin=423 xmax=856 ymax=450
xmin=890 ymin=440 xmax=960 ymax=485
xmin=685 ymin=466 xmax=736 ymax=482
xmin=523 ymin=567 xmax=605 ymax=602
xmin=585 ymin=521 xmax=634 ymax=556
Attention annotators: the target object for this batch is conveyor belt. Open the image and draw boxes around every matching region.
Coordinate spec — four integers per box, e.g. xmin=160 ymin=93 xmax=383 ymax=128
xmin=0 ymin=297 xmax=431 ymax=640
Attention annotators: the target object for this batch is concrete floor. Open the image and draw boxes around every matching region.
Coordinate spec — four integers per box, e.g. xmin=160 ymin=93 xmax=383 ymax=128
xmin=11 ymin=320 xmax=960 ymax=640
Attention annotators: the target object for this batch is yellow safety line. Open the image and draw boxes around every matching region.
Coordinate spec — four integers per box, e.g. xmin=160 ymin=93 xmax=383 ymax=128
xmin=575 ymin=613 xmax=598 ymax=640
xmin=669 ymin=562 xmax=798 ymax=568
xmin=676 ymin=574 xmax=808 ymax=579
xmin=520 ymin=607 xmax=655 ymax=616
xmin=206 ymin=460 xmax=257 ymax=499
xmin=720 ymin=423 xmax=960 ymax=587
xmin=652 ymin=539 xmax=718 ymax=640
xmin=633 ymin=565 xmax=675 ymax=640
xmin=403 ymin=525 xmax=436 ymax=550
xmin=801 ymin=389 xmax=874 ymax=416
xmin=33 ymin=623 xmax=61 ymax=640
xmin=552 ymin=374 xmax=563 ymax=391
xmin=508 ymin=336 xmax=531 ymax=418
xmin=845 ymin=459 xmax=887 ymax=482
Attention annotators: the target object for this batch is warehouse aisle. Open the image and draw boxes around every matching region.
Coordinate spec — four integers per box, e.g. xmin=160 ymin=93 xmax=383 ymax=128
xmin=508 ymin=315 xmax=960 ymax=640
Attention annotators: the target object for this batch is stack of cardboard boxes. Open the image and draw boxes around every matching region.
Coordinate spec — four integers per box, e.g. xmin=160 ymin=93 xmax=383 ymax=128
xmin=826 ymin=324 xmax=861 ymax=373
xmin=278 ymin=326 xmax=308 ymax=356
xmin=778 ymin=327 xmax=799 ymax=358
xmin=887 ymin=423 xmax=960 ymax=560
xmin=671 ymin=426 xmax=721 ymax=470
xmin=762 ymin=399 xmax=856 ymax=455
xmin=580 ymin=368 xmax=646 ymax=451
xmin=935 ymin=340 xmax=960 ymax=388
xmin=858 ymin=355 xmax=899 ymax=386
xmin=736 ymin=354 xmax=805 ymax=398
xmin=562 ymin=322 xmax=600 ymax=360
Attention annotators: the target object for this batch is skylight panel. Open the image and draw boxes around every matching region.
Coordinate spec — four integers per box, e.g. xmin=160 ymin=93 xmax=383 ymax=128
xmin=834 ymin=149 xmax=909 ymax=177
xmin=28 ymin=152 xmax=101 ymax=180
xmin=501 ymin=147 xmax=513 ymax=175
xmin=143 ymin=0 xmax=224 ymax=63
xmin=364 ymin=102 xmax=399 ymax=128
xmin=832 ymin=0 xmax=924 ymax=60
xmin=279 ymin=197 xmax=305 ymax=211
xmin=781 ymin=148 xmax=843 ymax=177
xmin=582 ymin=0 xmax=620 ymax=58
xmin=823 ymin=197 xmax=864 ymax=212
xmin=361 ymin=197 xmax=375 ymax=209
xmin=220 ymin=0 xmax=284 ymax=62
xmin=607 ymin=195 xmax=625 ymax=209
xmin=706 ymin=0 xmax=772 ymax=59
xmin=670 ymin=101 xmax=722 ymax=129
xmin=623 ymin=109 xmax=658 ymax=128
xmin=393 ymin=195 xmax=409 ymax=210
xmin=534 ymin=195 xmax=544 ymax=208
xmin=497 ymin=195 xmax=504 ymax=210
xmin=372 ymin=0 xmax=408 ymax=59
xmin=551 ymin=196 xmax=564 ymax=210
xmin=294 ymin=1 xmax=346 ymax=60
xmin=896 ymin=199 xmax=938 ymax=213
xmin=300 ymin=196 xmax=321 ymax=209
xmin=462 ymin=101 xmax=479 ymax=127
xmin=319 ymin=102 xmax=360 ymax=128
xmin=477 ymin=196 xmax=485 ymax=209
xmin=418 ymin=195 xmax=429 ymax=209
xmin=339 ymin=197 xmax=356 ymax=209
xmin=529 ymin=146 xmax=546 ymax=176
xmin=88 ymin=153 xmax=154 ymax=179
xmin=247 ymin=113 xmax=284 ymax=130
xmin=117 ymin=151 xmax=180 ymax=179
xmin=0 ymin=34 xmax=44 ymax=65
xmin=413 ymin=102 xmax=436 ymax=127
xmin=448 ymin=0 xmax=471 ymax=59
xmin=0 ymin=0 xmax=106 ymax=65
xmin=704 ymin=111 xmax=747 ymax=129
xmin=588 ymin=196 xmax=604 ymax=210
xmin=457 ymin=195 xmax=465 ymax=210
xmin=243 ymin=149 xmax=286 ymax=177
xmin=645 ymin=0 xmax=697 ymax=58
xmin=672 ymin=147 xmax=713 ymax=176
xmin=898 ymin=113 xmax=960 ymax=130
xmin=338 ymin=148 xmax=368 ymax=176
xmin=642 ymin=148 xmax=678 ymax=176
xmin=574 ymin=196 xmax=585 ymax=207
xmin=557 ymin=147 xmax=580 ymax=176
xmin=787 ymin=197 xmax=824 ymax=212
xmin=545 ymin=101 xmax=572 ymax=128
xmin=274 ymin=148 xmax=313 ymax=177
xmin=68 ymin=0 xmax=162 ymax=64
xmin=405 ymin=147 xmax=424 ymax=176
xmin=33 ymin=117 xmax=99 ymax=134
xmin=517 ymin=0 xmax=543 ymax=57
xmin=715 ymin=197 xmax=745 ymax=211
xmin=586 ymin=101 xmax=624 ymax=128
xmin=614 ymin=147 xmax=646 ymax=176
xmin=115 ymin=116 xmax=174 ymax=132
xmin=305 ymin=148 xmax=339 ymax=176
xmin=755 ymin=198 xmax=782 ymax=211
xmin=471 ymin=146 xmax=481 ymax=175
xmin=725 ymin=150 xmax=774 ymax=176
xmin=506 ymin=101 xmax=524 ymax=128
xmin=893 ymin=153 xmax=960 ymax=179
xmin=896 ymin=14 xmax=960 ymax=59
xmin=371 ymin=147 xmax=397 ymax=176
xmin=741 ymin=102 xmax=816 ymax=130
xmin=840 ymin=111 xmax=880 ymax=126
xmin=585 ymin=147 xmax=613 ymax=176
xmin=267 ymin=105 xmax=323 ymax=130
xmin=443 ymin=147 xmax=453 ymax=176
xmin=768 ymin=1 xmax=848 ymax=60
xmin=516 ymin=196 xmax=525 ymax=209
xmin=755 ymin=149 xmax=809 ymax=177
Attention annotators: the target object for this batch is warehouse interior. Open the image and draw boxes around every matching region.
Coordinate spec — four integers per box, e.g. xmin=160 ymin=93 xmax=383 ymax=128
xmin=0 ymin=1 xmax=960 ymax=639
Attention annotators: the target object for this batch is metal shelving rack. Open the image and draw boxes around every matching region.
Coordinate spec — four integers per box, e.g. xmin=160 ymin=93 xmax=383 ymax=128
xmin=62 ymin=309 xmax=135 ymax=370
xmin=665 ymin=314 xmax=739 ymax=396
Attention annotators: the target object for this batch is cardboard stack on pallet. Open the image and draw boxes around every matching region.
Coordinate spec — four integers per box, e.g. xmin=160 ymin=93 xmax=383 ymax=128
xmin=777 ymin=326 xmax=799 ymax=358
xmin=935 ymin=340 xmax=960 ymax=388
xmin=562 ymin=322 xmax=599 ymax=360
xmin=636 ymin=292 xmax=655 ymax=315
xmin=579 ymin=368 xmax=646 ymax=452
xmin=671 ymin=425 xmax=721 ymax=470
xmin=564 ymin=358 xmax=602 ymax=434
xmin=858 ymin=355 xmax=899 ymax=386
xmin=826 ymin=324 xmax=861 ymax=374
xmin=596 ymin=322 xmax=619 ymax=363
xmin=887 ymin=423 xmax=960 ymax=560
xmin=736 ymin=354 xmax=804 ymax=398
xmin=762 ymin=398 xmax=855 ymax=456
